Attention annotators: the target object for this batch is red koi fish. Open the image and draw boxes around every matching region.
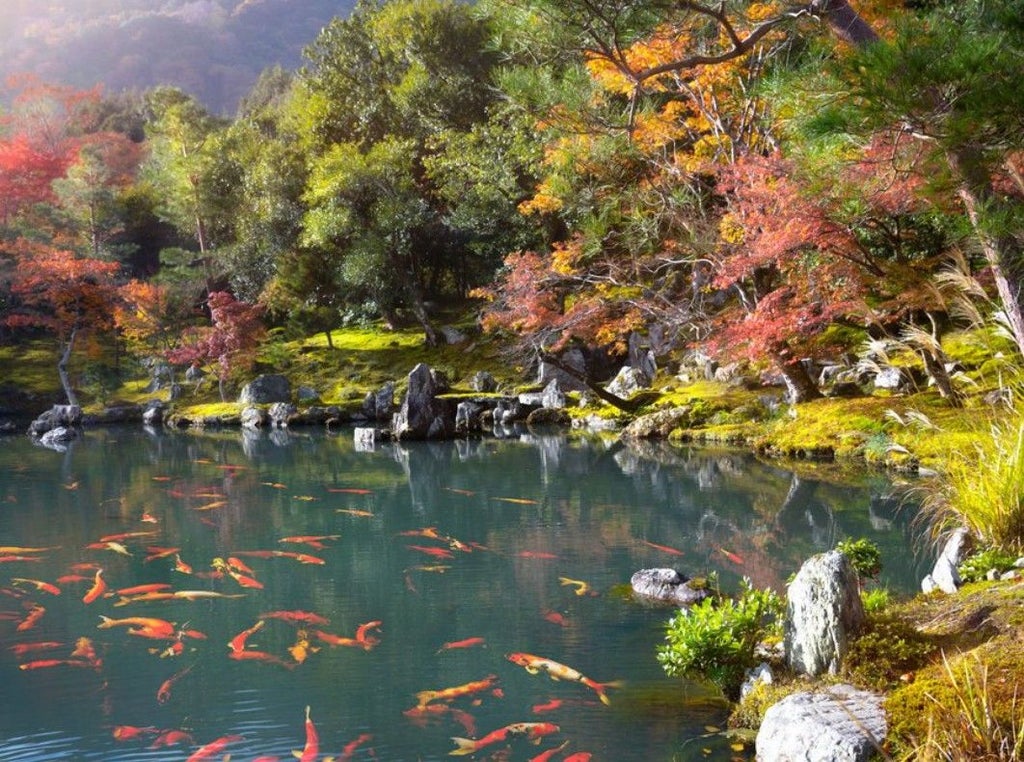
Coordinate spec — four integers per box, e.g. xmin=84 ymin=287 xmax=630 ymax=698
xmin=517 ymin=551 xmax=558 ymax=559
xmin=56 ymin=574 xmax=88 ymax=584
xmin=227 ymin=556 xmax=254 ymax=575
xmin=542 ymin=610 xmax=569 ymax=627
xmin=355 ymin=620 xmax=382 ymax=645
xmin=530 ymin=741 xmax=569 ymax=761
xmin=531 ymin=698 xmax=564 ymax=714
xmin=144 ymin=546 xmax=179 ymax=562
xmin=115 ymin=583 xmax=172 ymax=596
xmin=149 ymin=729 xmax=193 ymax=748
xmin=82 ymin=569 xmax=106 ymax=604
xmin=228 ymin=649 xmax=296 ymax=669
xmin=506 ymin=652 xmax=621 ymax=705
xmin=644 ymin=540 xmax=684 ymax=556
xmin=0 ymin=546 xmax=58 ymax=555
xmin=11 ymin=578 xmax=61 ymax=596
xmin=313 ymin=630 xmax=362 ymax=649
xmin=297 ymin=706 xmax=318 ymax=762
xmin=212 ymin=558 xmax=263 ymax=589
xmin=184 ymin=733 xmax=244 ymax=762
xmin=157 ymin=663 xmax=194 ymax=703
xmin=0 ymin=555 xmax=43 ymax=563
xmin=338 ymin=732 xmax=374 ymax=761
xmin=449 ymin=722 xmax=560 ymax=756
xmin=111 ymin=725 xmax=158 ymax=741
xmin=9 ymin=641 xmax=63 ymax=656
xmin=718 ymin=547 xmax=745 ymax=565
xmin=564 ymin=753 xmax=593 ymax=761
xmin=16 ymin=604 xmax=46 ymax=631
xmin=406 ymin=545 xmax=454 ymax=559
xmin=437 ymin=637 xmax=485 ymax=653
xmin=19 ymin=658 xmax=93 ymax=670
xmin=174 ymin=554 xmax=193 ymax=574
xmin=260 ymin=610 xmax=329 ymax=626
xmin=327 ymin=487 xmax=372 ymax=494
xmin=98 ymin=615 xmax=177 ymax=637
xmin=278 ymin=535 xmax=340 ymax=550
xmin=70 ymin=636 xmax=100 ymax=666
xmin=415 ymin=674 xmax=500 ymax=708
xmin=140 ymin=512 xmax=159 ymax=523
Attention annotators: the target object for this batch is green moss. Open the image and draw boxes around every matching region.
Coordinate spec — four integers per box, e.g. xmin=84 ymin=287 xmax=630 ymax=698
xmin=843 ymin=618 xmax=937 ymax=691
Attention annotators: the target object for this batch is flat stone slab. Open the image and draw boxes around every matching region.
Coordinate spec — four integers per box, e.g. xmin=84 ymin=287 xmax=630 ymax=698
xmin=756 ymin=684 xmax=887 ymax=762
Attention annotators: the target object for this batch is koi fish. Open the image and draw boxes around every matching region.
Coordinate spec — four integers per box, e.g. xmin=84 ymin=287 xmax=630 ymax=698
xmin=558 ymin=577 xmax=593 ymax=596
xmin=563 ymin=753 xmax=593 ymax=761
xmin=531 ymin=698 xmax=564 ymax=714
xmin=192 ymin=500 xmax=226 ymax=512
xmin=11 ymin=578 xmax=61 ymax=596
xmin=156 ymin=663 xmax=194 ymax=704
xmin=506 ymin=652 xmax=621 ymax=705
xmin=338 ymin=732 xmax=374 ymax=761
xmin=297 ymin=706 xmax=318 ymax=762
xmin=327 ymin=487 xmax=372 ymax=494
xmin=56 ymin=574 xmax=88 ymax=584
xmin=0 ymin=555 xmax=43 ymax=563
xmin=149 ymin=729 xmax=193 ymax=748
xmin=19 ymin=658 xmax=93 ymax=670
xmin=227 ymin=649 xmax=296 ymax=669
xmin=9 ymin=641 xmax=63 ymax=656
xmin=99 ymin=531 xmax=157 ymax=543
xmin=172 ymin=590 xmax=246 ymax=601
xmin=437 ymin=637 xmax=485 ymax=653
xmin=404 ymin=704 xmax=478 ymax=734
xmin=98 ymin=615 xmax=177 ymax=638
xmin=184 ymin=733 xmax=244 ymax=762
xmin=313 ymin=630 xmax=363 ymax=649
xmin=211 ymin=558 xmax=263 ymax=589
xmin=232 ymin=550 xmax=325 ymax=565
xmin=415 ymin=674 xmax=500 ymax=708
xmin=530 ymin=741 xmax=570 ymax=761
xmin=292 ymin=495 xmax=318 ymax=502
xmin=174 ymin=555 xmax=193 ymax=574
xmin=407 ymin=564 xmax=451 ymax=573
xmin=82 ymin=570 xmax=106 ymax=604
xmin=335 ymin=508 xmax=374 ymax=517
xmin=114 ymin=592 xmax=177 ymax=606
xmin=278 ymin=534 xmax=340 ymax=550
xmin=644 ymin=540 xmax=685 ymax=556
xmin=115 ymin=583 xmax=172 ymax=596
xmin=144 ymin=546 xmax=180 ymax=563
xmin=112 ymin=725 xmax=158 ymax=741
xmin=355 ymin=620 xmax=382 ymax=645
xmin=542 ymin=610 xmax=569 ymax=628
xmin=16 ymin=604 xmax=46 ymax=631
xmin=449 ymin=722 xmax=560 ymax=756
xmin=406 ymin=545 xmax=455 ymax=559
xmin=226 ymin=556 xmax=254 ymax=574
xmin=493 ymin=497 xmax=539 ymax=505
xmin=517 ymin=551 xmax=558 ymax=559
xmin=0 ymin=546 xmax=58 ymax=554
xmin=718 ymin=547 xmax=745 ymax=565
xmin=86 ymin=541 xmax=132 ymax=556
xmin=260 ymin=610 xmax=329 ymax=626
xmin=443 ymin=487 xmax=476 ymax=496
xmin=289 ymin=629 xmax=316 ymax=664
xmin=262 ymin=482 xmax=287 ymax=489
xmin=140 ymin=512 xmax=159 ymax=523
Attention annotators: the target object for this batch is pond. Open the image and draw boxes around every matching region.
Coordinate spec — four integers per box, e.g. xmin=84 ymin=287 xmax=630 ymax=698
xmin=0 ymin=426 xmax=925 ymax=761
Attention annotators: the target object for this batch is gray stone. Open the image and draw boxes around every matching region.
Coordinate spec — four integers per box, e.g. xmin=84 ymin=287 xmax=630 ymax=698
xmin=354 ymin=427 xmax=388 ymax=451
xmin=28 ymin=404 xmax=82 ymax=435
xmin=873 ymin=367 xmax=906 ymax=391
xmin=142 ymin=401 xmax=165 ymax=426
xmin=39 ymin=426 xmax=77 ymax=447
xmin=921 ymin=527 xmax=973 ymax=594
xmin=362 ymin=381 xmax=395 ymax=422
xmin=440 ymin=325 xmax=468 ymax=345
xmin=471 ymin=371 xmax=498 ymax=393
xmin=526 ymin=407 xmax=570 ymax=426
xmin=184 ymin=363 xmax=205 ymax=383
xmin=756 ymin=684 xmax=887 ymax=762
xmin=540 ymin=379 xmax=567 ymax=410
xmin=606 ymin=366 xmax=649 ymax=398
xmin=455 ymin=401 xmax=485 ymax=434
xmin=297 ymin=385 xmax=319 ymax=402
xmin=392 ymin=363 xmax=456 ymax=440
xmin=740 ymin=662 xmax=773 ymax=700
xmin=238 ymin=374 xmax=291 ymax=404
xmin=241 ymin=406 xmax=266 ymax=429
xmin=621 ymin=407 xmax=692 ymax=440
xmin=268 ymin=402 xmax=297 ymax=427
xmin=630 ymin=568 xmax=711 ymax=606
xmin=537 ymin=347 xmax=588 ymax=391
xmin=785 ymin=550 xmax=865 ymax=676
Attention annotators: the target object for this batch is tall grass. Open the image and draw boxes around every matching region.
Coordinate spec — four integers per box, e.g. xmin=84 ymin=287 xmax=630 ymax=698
xmin=921 ymin=410 xmax=1024 ymax=553
xmin=905 ymin=653 xmax=1024 ymax=761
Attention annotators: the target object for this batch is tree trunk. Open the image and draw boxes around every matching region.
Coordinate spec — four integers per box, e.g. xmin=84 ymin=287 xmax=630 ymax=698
xmin=324 ymin=329 xmax=334 ymax=349
xmin=538 ymin=351 xmax=655 ymax=413
xmin=919 ymin=348 xmax=963 ymax=407
xmin=772 ymin=345 xmax=822 ymax=403
xmin=57 ymin=328 xmax=80 ymax=407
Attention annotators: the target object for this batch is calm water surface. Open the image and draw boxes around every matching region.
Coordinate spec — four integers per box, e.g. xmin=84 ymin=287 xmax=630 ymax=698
xmin=0 ymin=426 xmax=924 ymax=761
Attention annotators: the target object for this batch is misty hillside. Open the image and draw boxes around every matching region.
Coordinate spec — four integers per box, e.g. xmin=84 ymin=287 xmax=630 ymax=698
xmin=0 ymin=0 xmax=354 ymax=114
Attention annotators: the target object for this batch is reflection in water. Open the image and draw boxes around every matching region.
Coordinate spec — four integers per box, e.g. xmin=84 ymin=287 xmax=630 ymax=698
xmin=0 ymin=426 xmax=923 ymax=761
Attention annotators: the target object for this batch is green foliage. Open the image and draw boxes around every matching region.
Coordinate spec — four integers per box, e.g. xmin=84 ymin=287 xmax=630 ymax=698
xmin=836 ymin=537 xmax=882 ymax=580
xmin=860 ymin=587 xmax=891 ymax=615
xmin=657 ymin=578 xmax=784 ymax=700
xmin=844 ymin=619 xmax=936 ymax=691
xmin=957 ymin=547 xmax=1020 ymax=584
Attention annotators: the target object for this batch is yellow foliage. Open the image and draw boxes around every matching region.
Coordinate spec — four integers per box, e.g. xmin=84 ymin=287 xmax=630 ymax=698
xmin=719 ymin=213 xmax=746 ymax=245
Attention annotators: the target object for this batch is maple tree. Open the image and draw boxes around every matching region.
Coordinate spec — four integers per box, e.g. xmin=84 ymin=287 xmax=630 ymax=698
xmin=2 ymin=239 xmax=122 ymax=406
xmin=165 ymin=291 xmax=266 ymax=401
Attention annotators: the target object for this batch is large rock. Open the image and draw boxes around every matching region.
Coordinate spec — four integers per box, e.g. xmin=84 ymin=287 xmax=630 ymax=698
xmin=361 ymin=381 xmax=395 ymax=421
xmin=238 ymin=374 xmax=291 ymax=404
xmin=606 ymin=365 xmax=650 ymax=398
xmin=38 ymin=426 xmax=77 ymax=449
xmin=922 ymin=527 xmax=973 ymax=594
xmin=537 ymin=347 xmax=588 ymax=391
xmin=268 ymin=402 xmax=297 ymax=427
xmin=392 ymin=363 xmax=457 ymax=440
xmin=621 ymin=407 xmax=692 ymax=440
xmin=756 ymin=684 xmax=887 ymax=762
xmin=630 ymin=568 xmax=711 ymax=606
xmin=28 ymin=404 xmax=82 ymax=436
xmin=785 ymin=550 xmax=864 ymax=676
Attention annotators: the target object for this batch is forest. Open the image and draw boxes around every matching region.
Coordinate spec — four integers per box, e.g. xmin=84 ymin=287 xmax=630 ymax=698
xmin=1 ymin=0 xmax=1023 ymax=412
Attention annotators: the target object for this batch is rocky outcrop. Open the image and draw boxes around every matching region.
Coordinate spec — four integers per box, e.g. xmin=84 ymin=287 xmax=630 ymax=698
xmin=238 ymin=374 xmax=291 ymax=404
xmin=28 ymin=404 xmax=82 ymax=436
xmin=361 ymin=382 xmax=395 ymax=421
xmin=621 ymin=407 xmax=692 ymax=439
xmin=38 ymin=425 xmax=77 ymax=450
xmin=785 ymin=550 xmax=864 ymax=677
xmin=756 ymin=684 xmax=887 ymax=762
xmin=392 ymin=363 xmax=457 ymax=440
xmin=630 ymin=568 xmax=711 ymax=606
xmin=922 ymin=527 xmax=973 ymax=594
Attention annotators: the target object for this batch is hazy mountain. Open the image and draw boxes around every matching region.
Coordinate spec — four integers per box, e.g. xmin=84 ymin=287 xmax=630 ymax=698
xmin=0 ymin=0 xmax=354 ymax=114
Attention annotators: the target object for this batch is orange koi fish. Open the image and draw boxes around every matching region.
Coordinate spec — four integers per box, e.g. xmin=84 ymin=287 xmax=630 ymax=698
xmin=542 ymin=610 xmax=569 ymax=628
xmin=229 ymin=621 xmax=267 ymax=654
xmin=531 ymin=698 xmax=564 ymax=714
xmin=144 ymin=546 xmax=180 ymax=563
xmin=192 ymin=500 xmax=226 ymax=512
xmin=449 ymin=722 xmax=560 ymax=756
xmin=406 ymin=545 xmax=455 ymax=559
xmin=211 ymin=558 xmax=263 ymax=589
xmin=11 ymin=578 xmax=61 ymax=596
xmin=0 ymin=546 xmax=58 ymax=554
xmin=313 ymin=630 xmax=362 ymax=648
xmin=16 ymin=604 xmax=46 ymax=631
xmin=493 ymin=497 xmax=539 ymax=505
xmin=262 ymin=481 xmax=287 ymax=489
xmin=530 ymin=741 xmax=570 ymax=761
xmin=563 ymin=753 xmax=593 ymax=761
xmin=506 ymin=652 xmax=621 ymax=705
xmin=56 ymin=574 xmax=88 ymax=584
xmin=149 ymin=729 xmax=193 ymax=748
xmin=517 ymin=551 xmax=558 ymax=559
xmin=338 ymin=732 xmax=374 ymax=761
xmin=0 ymin=555 xmax=43 ymax=563
xmin=9 ymin=641 xmax=63 ymax=656
xmin=718 ymin=547 xmax=745 ymax=565
xmin=174 ymin=555 xmax=193 ymax=574
xmin=156 ymin=663 xmax=194 ymax=704
xmin=140 ymin=512 xmax=159 ymax=523
xmin=260 ymin=610 xmax=329 ymax=626
xmin=297 ymin=706 xmax=318 ymax=762
xmin=98 ymin=615 xmax=177 ymax=638
xmin=355 ymin=620 xmax=382 ymax=645
xmin=278 ymin=534 xmax=340 ymax=550
xmin=443 ymin=487 xmax=476 ymax=496
xmin=83 ymin=570 xmax=107 ymax=604
xmin=99 ymin=531 xmax=157 ymax=543
xmin=327 ymin=487 xmax=372 ymax=494
xmin=115 ymin=583 xmax=172 ymax=596
xmin=288 ymin=629 xmax=316 ymax=664
xmin=415 ymin=674 xmax=500 ymax=708
xmin=71 ymin=636 xmax=99 ymax=665
xmin=86 ymin=541 xmax=132 ymax=556
xmin=19 ymin=658 xmax=93 ymax=670
xmin=227 ymin=556 xmax=254 ymax=574
xmin=437 ymin=637 xmax=485 ymax=653
xmin=335 ymin=508 xmax=374 ymax=517
xmin=151 ymin=475 xmax=173 ymax=482
xmin=184 ymin=733 xmax=244 ymax=762
xmin=111 ymin=725 xmax=159 ymax=741
xmin=644 ymin=540 xmax=684 ymax=556
xmin=232 ymin=550 xmax=325 ymax=565
xmin=228 ymin=648 xmax=296 ymax=669
xmin=558 ymin=577 xmax=594 ymax=596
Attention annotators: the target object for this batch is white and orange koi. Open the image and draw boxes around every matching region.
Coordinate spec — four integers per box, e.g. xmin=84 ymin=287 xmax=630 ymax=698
xmin=449 ymin=721 xmax=559 ymax=756
xmin=506 ymin=652 xmax=621 ymax=705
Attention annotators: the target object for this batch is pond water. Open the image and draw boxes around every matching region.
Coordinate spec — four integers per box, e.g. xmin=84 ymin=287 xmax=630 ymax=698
xmin=0 ymin=426 xmax=925 ymax=761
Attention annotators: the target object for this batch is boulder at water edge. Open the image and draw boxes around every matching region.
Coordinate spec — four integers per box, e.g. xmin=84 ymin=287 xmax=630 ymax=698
xmin=756 ymin=684 xmax=887 ymax=762
xmin=784 ymin=550 xmax=864 ymax=676
xmin=392 ymin=363 xmax=456 ymax=440
xmin=921 ymin=527 xmax=972 ymax=594
xmin=238 ymin=374 xmax=291 ymax=404
xmin=28 ymin=404 xmax=82 ymax=436
xmin=630 ymin=568 xmax=711 ymax=606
